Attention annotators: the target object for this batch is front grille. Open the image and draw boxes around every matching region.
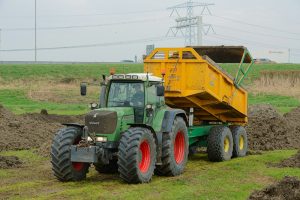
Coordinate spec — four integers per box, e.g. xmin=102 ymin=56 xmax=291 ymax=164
xmin=85 ymin=110 xmax=117 ymax=134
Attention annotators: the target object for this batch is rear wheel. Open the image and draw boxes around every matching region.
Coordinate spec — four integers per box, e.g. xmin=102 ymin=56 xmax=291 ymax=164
xmin=118 ymin=127 xmax=156 ymax=183
xmin=207 ymin=126 xmax=233 ymax=162
xmin=155 ymin=117 xmax=189 ymax=176
xmin=51 ymin=127 xmax=90 ymax=181
xmin=230 ymin=126 xmax=248 ymax=157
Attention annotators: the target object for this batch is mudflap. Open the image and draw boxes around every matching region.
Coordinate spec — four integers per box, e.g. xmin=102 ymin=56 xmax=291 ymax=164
xmin=70 ymin=145 xmax=101 ymax=163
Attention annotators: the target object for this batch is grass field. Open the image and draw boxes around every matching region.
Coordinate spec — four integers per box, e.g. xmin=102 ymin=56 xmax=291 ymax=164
xmin=0 ymin=63 xmax=299 ymax=199
xmin=0 ymin=149 xmax=299 ymax=200
xmin=1 ymin=63 xmax=299 ymax=81
xmin=0 ymin=64 xmax=143 ymax=81
xmin=0 ymin=63 xmax=299 ymax=114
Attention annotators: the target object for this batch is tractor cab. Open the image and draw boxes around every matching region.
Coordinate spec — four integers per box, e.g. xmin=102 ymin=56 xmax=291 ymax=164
xmin=101 ymin=73 xmax=165 ymax=124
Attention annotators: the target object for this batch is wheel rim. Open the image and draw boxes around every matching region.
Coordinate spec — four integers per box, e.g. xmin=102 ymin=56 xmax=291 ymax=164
xmin=224 ymin=136 xmax=230 ymax=153
xmin=174 ymin=131 xmax=185 ymax=164
xmin=139 ymin=140 xmax=151 ymax=173
xmin=239 ymin=135 xmax=244 ymax=150
xmin=72 ymin=137 xmax=84 ymax=171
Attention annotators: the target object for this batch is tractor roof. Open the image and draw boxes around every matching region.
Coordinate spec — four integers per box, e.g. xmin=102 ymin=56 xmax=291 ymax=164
xmin=109 ymin=73 xmax=163 ymax=82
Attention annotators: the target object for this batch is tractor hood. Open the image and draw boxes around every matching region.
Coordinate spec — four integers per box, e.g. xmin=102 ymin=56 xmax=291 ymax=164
xmin=85 ymin=107 xmax=134 ymax=135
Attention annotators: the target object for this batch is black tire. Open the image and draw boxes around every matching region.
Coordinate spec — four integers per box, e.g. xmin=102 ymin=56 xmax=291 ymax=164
xmin=207 ymin=126 xmax=233 ymax=162
xmin=51 ymin=127 xmax=90 ymax=181
xmin=118 ymin=127 xmax=156 ymax=183
xmin=94 ymin=159 xmax=118 ymax=174
xmin=155 ymin=117 xmax=189 ymax=176
xmin=230 ymin=126 xmax=248 ymax=157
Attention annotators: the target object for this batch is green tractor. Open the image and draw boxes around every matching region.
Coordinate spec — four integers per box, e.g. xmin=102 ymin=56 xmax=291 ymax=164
xmin=51 ymin=73 xmax=189 ymax=183
xmin=51 ymin=46 xmax=252 ymax=184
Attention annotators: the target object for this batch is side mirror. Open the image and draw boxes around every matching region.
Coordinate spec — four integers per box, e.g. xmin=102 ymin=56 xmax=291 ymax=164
xmin=80 ymin=82 xmax=87 ymax=96
xmin=156 ymin=85 xmax=165 ymax=97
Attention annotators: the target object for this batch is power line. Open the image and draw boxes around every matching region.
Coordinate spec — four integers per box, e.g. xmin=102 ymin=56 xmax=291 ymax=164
xmin=207 ymin=33 xmax=290 ymax=49
xmin=213 ymin=24 xmax=300 ymax=41
xmin=210 ymin=14 xmax=300 ymax=36
xmin=206 ymin=35 xmax=300 ymax=62
xmin=0 ymin=9 xmax=166 ymax=19
xmin=2 ymin=18 xmax=167 ymax=31
xmin=0 ymin=36 xmax=179 ymax=52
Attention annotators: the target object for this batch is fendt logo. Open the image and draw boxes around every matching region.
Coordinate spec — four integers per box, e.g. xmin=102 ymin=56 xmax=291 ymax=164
xmin=89 ymin=121 xmax=100 ymax=125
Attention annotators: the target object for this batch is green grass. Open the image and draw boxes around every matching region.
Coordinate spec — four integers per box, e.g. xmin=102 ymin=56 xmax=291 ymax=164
xmin=0 ymin=150 xmax=46 ymax=179
xmin=0 ymin=89 xmax=297 ymax=115
xmin=0 ymin=63 xmax=299 ymax=115
xmin=0 ymin=63 xmax=143 ymax=81
xmin=0 ymin=150 xmax=298 ymax=200
xmin=0 ymin=89 xmax=89 ymax=115
xmin=0 ymin=63 xmax=299 ymax=82
xmin=249 ymin=93 xmax=300 ymax=113
xmin=0 ymin=150 xmax=46 ymax=163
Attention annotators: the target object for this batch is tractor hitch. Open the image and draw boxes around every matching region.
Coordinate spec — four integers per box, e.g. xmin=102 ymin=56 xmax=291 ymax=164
xmin=70 ymin=145 xmax=102 ymax=163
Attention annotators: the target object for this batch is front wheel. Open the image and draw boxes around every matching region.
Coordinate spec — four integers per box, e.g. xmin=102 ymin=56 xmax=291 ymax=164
xmin=51 ymin=127 xmax=90 ymax=181
xmin=155 ymin=116 xmax=189 ymax=176
xmin=118 ymin=127 xmax=156 ymax=183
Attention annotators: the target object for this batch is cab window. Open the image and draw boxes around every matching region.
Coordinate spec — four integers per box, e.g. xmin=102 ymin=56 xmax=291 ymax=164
xmin=107 ymin=82 xmax=144 ymax=107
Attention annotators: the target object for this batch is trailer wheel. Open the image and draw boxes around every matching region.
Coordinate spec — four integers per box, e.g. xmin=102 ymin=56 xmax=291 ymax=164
xmin=207 ymin=126 xmax=233 ymax=162
xmin=155 ymin=117 xmax=189 ymax=176
xmin=51 ymin=127 xmax=90 ymax=181
xmin=94 ymin=159 xmax=118 ymax=174
xmin=118 ymin=127 xmax=156 ymax=183
xmin=230 ymin=126 xmax=248 ymax=157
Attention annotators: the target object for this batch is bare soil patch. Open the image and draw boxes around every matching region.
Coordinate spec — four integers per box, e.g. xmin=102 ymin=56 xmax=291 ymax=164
xmin=271 ymin=151 xmax=300 ymax=168
xmin=0 ymin=105 xmax=83 ymax=152
xmin=248 ymin=176 xmax=300 ymax=200
xmin=246 ymin=105 xmax=300 ymax=151
xmin=0 ymin=155 xmax=22 ymax=169
xmin=284 ymin=106 xmax=300 ymax=135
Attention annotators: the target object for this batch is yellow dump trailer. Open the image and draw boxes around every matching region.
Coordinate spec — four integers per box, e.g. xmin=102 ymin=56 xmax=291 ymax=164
xmin=144 ymin=46 xmax=253 ymax=125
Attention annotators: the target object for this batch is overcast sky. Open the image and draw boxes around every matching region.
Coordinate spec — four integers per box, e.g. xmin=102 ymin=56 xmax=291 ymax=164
xmin=0 ymin=0 xmax=299 ymax=63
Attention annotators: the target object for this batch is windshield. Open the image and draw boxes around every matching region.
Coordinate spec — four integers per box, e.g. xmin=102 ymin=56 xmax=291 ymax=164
xmin=107 ymin=82 xmax=144 ymax=107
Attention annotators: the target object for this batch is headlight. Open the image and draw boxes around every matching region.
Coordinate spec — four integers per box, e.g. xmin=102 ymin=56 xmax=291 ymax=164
xmin=146 ymin=104 xmax=152 ymax=109
xmin=87 ymin=136 xmax=93 ymax=142
xmin=90 ymin=102 xmax=98 ymax=110
xmin=96 ymin=137 xmax=107 ymax=142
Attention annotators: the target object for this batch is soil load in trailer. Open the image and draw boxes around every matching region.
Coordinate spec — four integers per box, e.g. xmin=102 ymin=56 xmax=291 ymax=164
xmin=144 ymin=46 xmax=253 ymax=124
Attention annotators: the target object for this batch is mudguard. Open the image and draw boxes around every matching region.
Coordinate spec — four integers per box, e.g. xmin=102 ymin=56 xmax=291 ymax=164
xmin=161 ymin=109 xmax=188 ymax=133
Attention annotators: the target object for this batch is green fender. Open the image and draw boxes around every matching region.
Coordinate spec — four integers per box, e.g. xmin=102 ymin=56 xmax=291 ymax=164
xmin=152 ymin=108 xmax=188 ymax=133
